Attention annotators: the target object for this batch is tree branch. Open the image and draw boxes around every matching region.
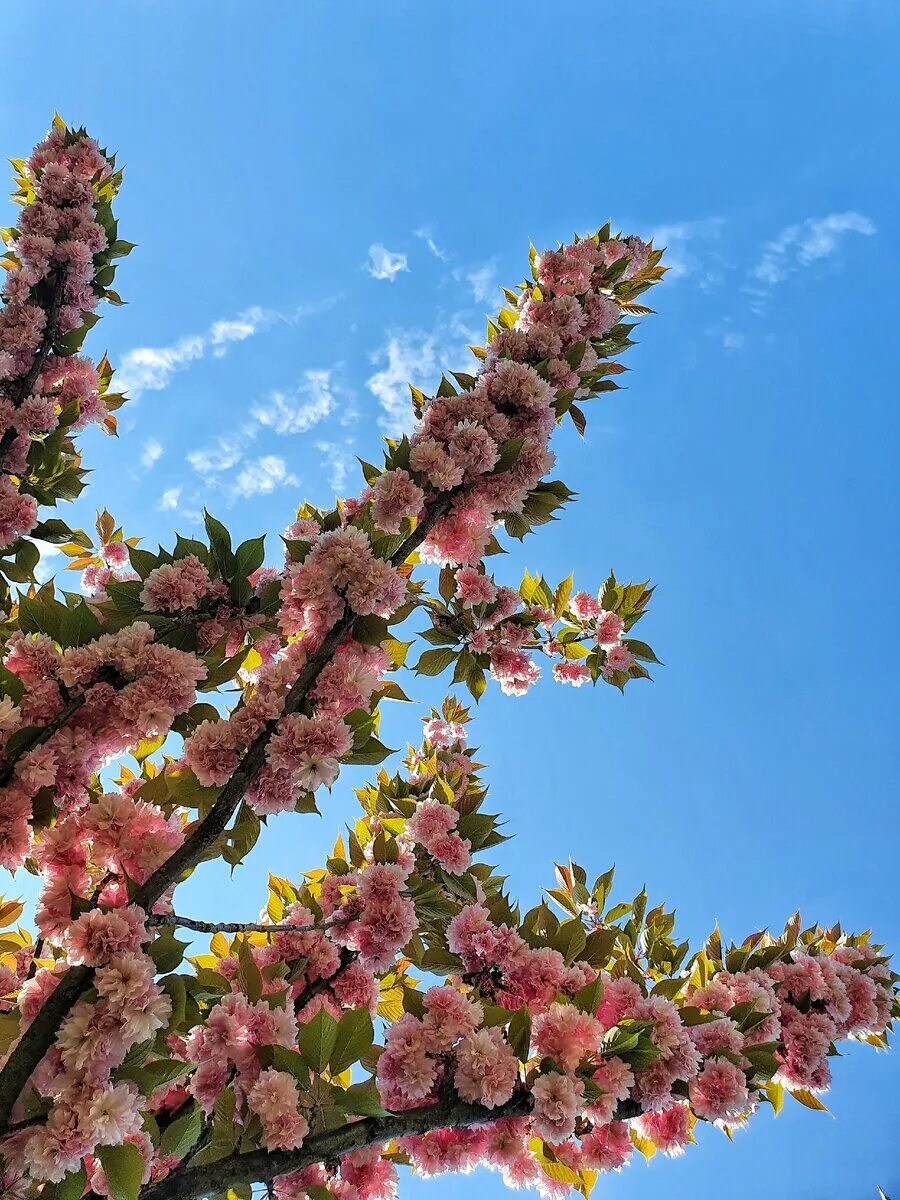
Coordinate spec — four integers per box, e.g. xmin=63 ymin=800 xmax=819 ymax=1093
xmin=139 ymin=1090 xmax=535 ymax=1200
xmin=146 ymin=912 xmax=350 ymax=936
xmin=0 ymin=263 xmax=69 ymax=470
xmin=0 ymin=490 xmax=457 ymax=1132
xmin=293 ymin=949 xmax=357 ymax=1015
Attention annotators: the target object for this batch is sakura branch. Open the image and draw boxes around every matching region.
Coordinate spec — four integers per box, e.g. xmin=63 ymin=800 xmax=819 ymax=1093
xmin=145 ymin=913 xmax=352 ymax=937
xmin=0 ymin=119 xmax=894 ymax=1200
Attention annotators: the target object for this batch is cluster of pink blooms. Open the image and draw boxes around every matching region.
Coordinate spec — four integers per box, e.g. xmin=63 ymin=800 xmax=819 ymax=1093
xmin=0 ymin=622 xmax=205 ymax=873
xmin=451 ymin=567 xmax=640 ymax=696
xmin=280 ymin=524 xmax=407 ymax=641
xmin=694 ymin=945 xmax=892 ymax=1093
xmin=321 ymin=861 xmax=418 ymax=974
xmin=183 ymin=626 xmax=389 ymax=814
xmin=365 ymin=901 xmax=896 ymax=1184
xmin=13 ymin=928 xmax=172 ymax=1188
xmin=406 ymin=798 xmax=471 ymax=875
xmin=32 ymin=789 xmax=184 ymax=943
xmin=0 ymin=127 xmax=116 ymax=546
xmin=274 ymin=1145 xmax=398 ymax=1200
xmin=447 ymin=903 xmax=596 ymax=1011
xmin=80 ymin=537 xmax=140 ymax=601
xmin=138 ymin=555 xmax=211 ymax=613
xmin=377 ymin=985 xmax=517 ymax=1111
xmin=401 ymin=235 xmax=645 ymax=570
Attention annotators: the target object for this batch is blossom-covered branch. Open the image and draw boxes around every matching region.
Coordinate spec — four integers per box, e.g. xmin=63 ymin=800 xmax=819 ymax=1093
xmin=0 ymin=119 xmax=893 ymax=1200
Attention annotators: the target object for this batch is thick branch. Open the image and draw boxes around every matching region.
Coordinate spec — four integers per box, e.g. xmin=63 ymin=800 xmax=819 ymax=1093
xmin=146 ymin=912 xmax=349 ymax=936
xmin=133 ymin=487 xmax=455 ymax=914
xmin=294 ymin=949 xmax=357 ymax=1015
xmin=0 ymin=963 xmax=92 ymax=1130
xmin=0 ymin=490 xmax=456 ymax=1132
xmin=139 ymin=1090 xmax=535 ymax=1200
xmin=0 ymin=263 xmax=69 ymax=469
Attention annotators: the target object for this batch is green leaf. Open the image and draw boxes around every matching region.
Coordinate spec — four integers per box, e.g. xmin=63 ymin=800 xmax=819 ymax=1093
xmin=507 ymin=1007 xmax=532 ymax=1061
xmin=98 ymin=1143 xmax=144 ymax=1200
xmin=43 ymin=1166 xmax=87 ymax=1200
xmin=788 ymin=1087 xmax=829 ymax=1112
xmin=330 ymin=1008 xmax=374 ymax=1075
xmin=118 ymin=1057 xmax=187 ymax=1094
xmin=159 ymin=1103 xmax=203 ymax=1159
xmin=234 ymin=535 xmax=266 ymax=579
xmin=414 ymin=647 xmax=457 ymax=676
xmin=204 ymin=511 xmax=235 ymax=580
xmin=298 ymin=1007 xmax=338 ymax=1073
xmin=343 ymin=736 xmax=394 ymax=766
xmin=573 ymin=974 xmax=604 ymax=1015
xmin=332 ymin=1079 xmax=388 ymax=1117
xmin=147 ymin=926 xmax=190 ymax=974
xmin=271 ymin=1045 xmax=310 ymax=1085
xmin=622 ymin=638 xmax=661 ymax=665
xmin=236 ymin=937 xmax=263 ymax=1002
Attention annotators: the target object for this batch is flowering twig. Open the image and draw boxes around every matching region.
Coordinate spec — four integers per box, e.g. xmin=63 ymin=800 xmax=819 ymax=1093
xmin=138 ymin=1090 xmax=535 ymax=1200
xmin=0 ymin=665 xmax=121 ymax=788
xmin=0 ymin=492 xmax=457 ymax=1132
xmin=146 ymin=912 xmax=350 ymax=936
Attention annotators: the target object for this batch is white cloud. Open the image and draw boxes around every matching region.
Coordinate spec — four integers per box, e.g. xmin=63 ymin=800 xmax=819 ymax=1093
xmin=140 ymin=437 xmax=163 ymax=469
xmin=210 ymin=305 xmax=268 ymax=356
xmin=722 ymin=331 xmax=746 ymax=350
xmin=414 ymin=226 xmax=449 ymax=262
xmin=187 ymin=431 xmax=252 ymax=477
xmin=367 ymin=332 xmax=439 ymax=436
xmin=116 ymin=336 xmax=204 ymax=399
xmin=233 ymin=455 xmax=298 ymax=498
xmin=316 ymin=440 xmax=355 ymax=494
xmin=464 ymin=261 xmax=498 ymax=304
xmin=750 ymin=212 xmax=876 ymax=289
xmin=33 ymin=540 xmax=64 ymax=584
xmin=159 ymin=486 xmax=182 ymax=511
xmin=367 ymin=244 xmax=409 ymax=282
xmin=253 ymin=369 xmax=336 ymax=435
xmin=115 ymin=301 xmax=335 ymax=400
xmin=648 ymin=217 xmax=727 ymax=286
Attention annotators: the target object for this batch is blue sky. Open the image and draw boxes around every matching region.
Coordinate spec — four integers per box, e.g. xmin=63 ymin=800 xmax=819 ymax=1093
xmin=3 ymin=2 xmax=900 ymax=1196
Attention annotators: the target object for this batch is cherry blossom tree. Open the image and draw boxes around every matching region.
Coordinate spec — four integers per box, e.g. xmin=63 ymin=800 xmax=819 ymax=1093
xmin=0 ymin=119 xmax=894 ymax=1200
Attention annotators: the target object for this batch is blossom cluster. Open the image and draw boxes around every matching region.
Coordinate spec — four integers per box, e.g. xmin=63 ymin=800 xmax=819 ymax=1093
xmin=0 ymin=622 xmax=204 ymax=875
xmin=0 ymin=122 xmax=125 ymax=549
xmin=383 ymin=902 xmax=895 ymax=1191
xmin=0 ymin=117 xmax=892 ymax=1200
xmin=20 ymin=931 xmax=171 ymax=1188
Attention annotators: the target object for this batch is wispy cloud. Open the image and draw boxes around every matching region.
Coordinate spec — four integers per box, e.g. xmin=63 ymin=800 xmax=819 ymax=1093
xmin=649 ymin=217 xmax=727 ymax=287
xmin=116 ymin=299 xmax=339 ymax=400
xmin=187 ymin=431 xmax=250 ymax=478
xmin=316 ymin=440 xmax=356 ymax=494
xmin=33 ymin=540 xmax=64 ymax=584
xmin=233 ymin=455 xmax=299 ymax=498
xmin=460 ymin=260 xmax=499 ymax=305
xmin=185 ymin=368 xmax=348 ymax=503
xmin=749 ymin=212 xmax=876 ymax=289
xmin=209 ymin=305 xmax=268 ymax=356
xmin=366 ymin=244 xmax=409 ymax=282
xmin=117 ymin=336 xmax=205 ymax=399
xmin=140 ymin=438 xmax=163 ymax=470
xmin=158 ymin=486 xmax=182 ymax=511
xmin=367 ymin=331 xmax=439 ymax=436
xmin=253 ymin=369 xmax=336 ymax=435
xmin=414 ymin=226 xmax=449 ymax=262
